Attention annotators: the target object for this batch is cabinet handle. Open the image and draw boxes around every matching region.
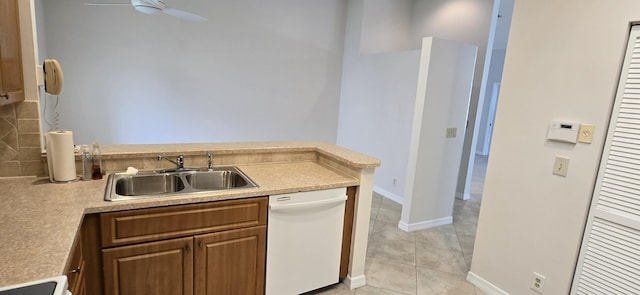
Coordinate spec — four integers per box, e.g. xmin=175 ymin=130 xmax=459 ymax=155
xmin=0 ymin=93 xmax=8 ymax=100
xmin=199 ymin=241 xmax=203 ymax=248
xmin=185 ymin=244 xmax=191 ymax=252
xmin=69 ymin=267 xmax=81 ymax=274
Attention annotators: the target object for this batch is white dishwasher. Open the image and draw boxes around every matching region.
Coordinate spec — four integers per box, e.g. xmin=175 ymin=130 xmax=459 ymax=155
xmin=266 ymin=188 xmax=347 ymax=295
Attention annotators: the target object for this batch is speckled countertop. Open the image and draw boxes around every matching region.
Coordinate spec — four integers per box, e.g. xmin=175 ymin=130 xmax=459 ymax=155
xmin=0 ymin=142 xmax=380 ymax=287
xmin=97 ymin=141 xmax=380 ymax=168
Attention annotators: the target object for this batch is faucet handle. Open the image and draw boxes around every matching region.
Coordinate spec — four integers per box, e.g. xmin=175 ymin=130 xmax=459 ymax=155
xmin=207 ymin=152 xmax=213 ymax=170
xmin=177 ymin=155 xmax=184 ymax=168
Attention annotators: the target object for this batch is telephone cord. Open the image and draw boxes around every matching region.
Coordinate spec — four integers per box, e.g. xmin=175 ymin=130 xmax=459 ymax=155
xmin=40 ymin=86 xmax=61 ymax=132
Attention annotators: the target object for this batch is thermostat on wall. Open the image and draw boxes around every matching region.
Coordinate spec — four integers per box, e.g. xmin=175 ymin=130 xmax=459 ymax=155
xmin=547 ymin=121 xmax=579 ymax=143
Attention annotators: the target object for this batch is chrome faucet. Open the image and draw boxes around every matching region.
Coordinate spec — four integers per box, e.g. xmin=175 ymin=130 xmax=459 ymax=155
xmin=207 ymin=152 xmax=213 ymax=170
xmin=157 ymin=154 xmax=184 ymax=170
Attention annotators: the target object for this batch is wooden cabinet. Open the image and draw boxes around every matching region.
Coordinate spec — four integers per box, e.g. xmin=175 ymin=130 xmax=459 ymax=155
xmin=65 ymin=232 xmax=86 ymax=295
xmin=340 ymin=186 xmax=357 ymax=279
xmin=0 ymin=0 xmax=25 ymax=106
xmin=77 ymin=188 xmax=356 ymax=294
xmin=194 ymin=226 xmax=266 ymax=295
xmin=102 ymin=237 xmax=194 ymax=295
xmin=100 ymin=197 xmax=268 ymax=295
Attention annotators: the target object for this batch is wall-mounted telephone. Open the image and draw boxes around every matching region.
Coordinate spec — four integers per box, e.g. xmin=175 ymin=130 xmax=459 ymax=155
xmin=43 ymin=59 xmax=64 ymax=95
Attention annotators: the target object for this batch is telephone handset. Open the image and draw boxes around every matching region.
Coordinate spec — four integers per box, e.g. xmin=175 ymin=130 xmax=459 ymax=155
xmin=43 ymin=59 xmax=64 ymax=95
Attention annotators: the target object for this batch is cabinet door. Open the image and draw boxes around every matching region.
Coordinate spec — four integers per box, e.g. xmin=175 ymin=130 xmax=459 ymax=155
xmin=0 ymin=0 xmax=25 ymax=105
xmin=102 ymin=237 xmax=193 ymax=295
xmin=194 ymin=226 xmax=266 ymax=295
xmin=65 ymin=232 xmax=84 ymax=295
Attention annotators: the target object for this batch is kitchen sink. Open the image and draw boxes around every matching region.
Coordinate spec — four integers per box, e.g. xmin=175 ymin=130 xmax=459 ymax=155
xmin=105 ymin=166 xmax=258 ymax=201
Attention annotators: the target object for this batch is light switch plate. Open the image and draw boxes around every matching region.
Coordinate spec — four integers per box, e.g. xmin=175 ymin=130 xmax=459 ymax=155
xmin=553 ymin=156 xmax=570 ymax=177
xmin=446 ymin=128 xmax=457 ymax=138
xmin=578 ymin=124 xmax=595 ymax=143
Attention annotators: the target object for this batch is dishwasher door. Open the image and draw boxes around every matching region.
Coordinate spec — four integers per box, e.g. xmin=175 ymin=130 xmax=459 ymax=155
xmin=266 ymin=188 xmax=347 ymax=295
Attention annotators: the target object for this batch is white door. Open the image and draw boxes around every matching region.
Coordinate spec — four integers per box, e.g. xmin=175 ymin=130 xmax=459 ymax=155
xmin=571 ymin=25 xmax=640 ymax=294
xmin=481 ymin=82 xmax=501 ymax=156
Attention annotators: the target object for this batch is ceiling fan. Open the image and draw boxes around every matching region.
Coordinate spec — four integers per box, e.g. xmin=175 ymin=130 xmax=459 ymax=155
xmin=84 ymin=0 xmax=207 ymax=22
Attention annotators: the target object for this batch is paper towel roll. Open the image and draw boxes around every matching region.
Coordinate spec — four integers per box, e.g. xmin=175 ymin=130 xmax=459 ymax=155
xmin=46 ymin=131 xmax=76 ymax=182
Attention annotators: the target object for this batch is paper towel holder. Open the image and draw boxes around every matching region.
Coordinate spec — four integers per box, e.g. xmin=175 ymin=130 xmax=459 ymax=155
xmin=45 ymin=130 xmax=79 ymax=183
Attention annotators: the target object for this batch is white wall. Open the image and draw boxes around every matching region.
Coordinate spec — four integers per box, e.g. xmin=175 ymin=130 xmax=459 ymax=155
xmin=337 ymin=0 xmax=420 ymax=199
xmin=34 ymin=0 xmax=45 ymax=67
xmin=401 ymin=37 xmax=477 ymax=229
xmin=360 ymin=0 xmax=413 ymax=53
xmin=470 ymin=0 xmax=640 ymax=294
xmin=410 ymin=0 xmax=493 ymax=86
xmin=36 ymin=0 xmax=346 ymax=145
xmin=338 ymin=0 xmax=494 ymax=200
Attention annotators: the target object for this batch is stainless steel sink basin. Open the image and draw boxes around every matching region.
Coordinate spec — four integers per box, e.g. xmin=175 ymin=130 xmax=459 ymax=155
xmin=105 ymin=166 xmax=258 ymax=201
xmin=184 ymin=170 xmax=251 ymax=190
xmin=116 ymin=174 xmax=185 ymax=196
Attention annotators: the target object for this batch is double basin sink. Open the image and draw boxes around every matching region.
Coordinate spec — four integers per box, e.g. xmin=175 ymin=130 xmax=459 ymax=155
xmin=104 ymin=166 xmax=258 ymax=201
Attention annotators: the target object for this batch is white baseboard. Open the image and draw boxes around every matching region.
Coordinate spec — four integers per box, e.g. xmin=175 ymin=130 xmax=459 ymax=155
xmin=456 ymin=191 xmax=471 ymax=200
xmin=344 ymin=274 xmax=366 ymax=290
xmin=466 ymin=271 xmax=509 ymax=295
xmin=373 ymin=186 xmax=403 ymax=205
xmin=398 ymin=216 xmax=452 ymax=232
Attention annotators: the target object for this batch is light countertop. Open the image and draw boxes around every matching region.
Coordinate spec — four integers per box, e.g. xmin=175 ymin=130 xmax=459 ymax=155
xmin=0 ymin=142 xmax=379 ymax=287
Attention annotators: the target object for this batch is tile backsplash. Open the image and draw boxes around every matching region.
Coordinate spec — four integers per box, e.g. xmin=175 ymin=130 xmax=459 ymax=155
xmin=0 ymin=100 xmax=44 ymax=177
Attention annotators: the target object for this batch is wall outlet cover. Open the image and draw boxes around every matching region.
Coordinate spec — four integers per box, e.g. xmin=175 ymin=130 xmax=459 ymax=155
xmin=530 ymin=272 xmax=546 ymax=294
xmin=578 ymin=124 xmax=595 ymax=143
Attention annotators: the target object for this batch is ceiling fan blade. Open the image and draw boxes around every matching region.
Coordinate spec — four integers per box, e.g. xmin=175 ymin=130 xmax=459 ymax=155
xmin=163 ymin=8 xmax=207 ymax=22
xmin=84 ymin=3 xmax=130 ymax=6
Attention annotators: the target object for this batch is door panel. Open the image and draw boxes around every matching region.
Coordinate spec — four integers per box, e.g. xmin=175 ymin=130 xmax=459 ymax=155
xmin=194 ymin=226 xmax=266 ymax=295
xmin=572 ymin=25 xmax=640 ymax=294
xmin=102 ymin=237 xmax=193 ymax=295
xmin=0 ymin=0 xmax=25 ymax=105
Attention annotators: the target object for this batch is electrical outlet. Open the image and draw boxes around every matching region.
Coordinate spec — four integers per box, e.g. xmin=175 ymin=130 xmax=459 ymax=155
xmin=530 ymin=272 xmax=546 ymax=294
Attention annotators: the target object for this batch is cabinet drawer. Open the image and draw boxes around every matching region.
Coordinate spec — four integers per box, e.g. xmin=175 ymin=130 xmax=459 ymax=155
xmin=100 ymin=197 xmax=267 ymax=248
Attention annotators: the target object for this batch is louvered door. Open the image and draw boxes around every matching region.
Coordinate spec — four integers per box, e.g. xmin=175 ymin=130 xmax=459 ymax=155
xmin=571 ymin=25 xmax=640 ymax=294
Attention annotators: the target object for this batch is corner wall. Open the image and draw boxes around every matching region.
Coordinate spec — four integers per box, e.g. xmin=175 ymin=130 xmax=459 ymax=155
xmin=470 ymin=1 xmax=640 ymax=294
xmin=337 ymin=0 xmax=420 ymax=200
xmin=337 ymin=0 xmax=494 ymax=200
xmin=401 ymin=37 xmax=477 ymax=230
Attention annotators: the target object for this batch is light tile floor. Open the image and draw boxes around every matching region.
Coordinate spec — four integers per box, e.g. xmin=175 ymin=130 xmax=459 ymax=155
xmin=310 ymin=155 xmax=488 ymax=295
